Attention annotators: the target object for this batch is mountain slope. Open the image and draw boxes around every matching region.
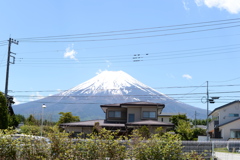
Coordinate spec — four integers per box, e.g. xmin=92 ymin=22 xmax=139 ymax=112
xmin=13 ymin=71 xmax=207 ymax=121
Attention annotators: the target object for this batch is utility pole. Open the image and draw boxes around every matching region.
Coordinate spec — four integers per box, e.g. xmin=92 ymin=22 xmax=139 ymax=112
xmin=206 ymin=81 xmax=209 ymax=141
xmin=4 ymin=38 xmax=18 ymax=115
xmin=194 ymin=111 xmax=197 ymax=128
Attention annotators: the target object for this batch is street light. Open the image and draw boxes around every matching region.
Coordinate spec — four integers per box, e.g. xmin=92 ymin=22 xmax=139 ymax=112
xmin=41 ymin=104 xmax=46 ymax=137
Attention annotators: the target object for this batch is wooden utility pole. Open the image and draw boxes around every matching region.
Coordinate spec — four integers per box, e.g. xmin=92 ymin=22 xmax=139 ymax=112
xmin=5 ymin=38 xmax=18 ymax=97
xmin=4 ymin=38 xmax=18 ymax=115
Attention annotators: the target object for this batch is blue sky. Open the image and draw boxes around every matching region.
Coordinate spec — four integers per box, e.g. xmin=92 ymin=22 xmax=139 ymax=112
xmin=0 ymin=0 xmax=240 ymax=115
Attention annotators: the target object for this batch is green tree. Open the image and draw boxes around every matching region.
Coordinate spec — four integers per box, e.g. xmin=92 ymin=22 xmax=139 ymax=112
xmin=25 ymin=114 xmax=37 ymax=125
xmin=0 ymin=92 xmax=9 ymax=129
xmin=175 ymin=119 xmax=194 ymax=140
xmin=192 ymin=127 xmax=206 ymax=138
xmin=57 ymin=112 xmax=80 ymax=125
xmin=137 ymin=126 xmax=150 ymax=138
xmin=8 ymin=115 xmax=19 ymax=128
xmin=170 ymin=114 xmax=189 ymax=131
xmin=15 ymin=114 xmax=26 ymax=123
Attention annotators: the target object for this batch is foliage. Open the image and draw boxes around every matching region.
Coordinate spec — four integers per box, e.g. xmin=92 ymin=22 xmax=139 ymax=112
xmin=15 ymin=114 xmax=26 ymax=123
xmin=154 ymin=127 xmax=164 ymax=137
xmin=190 ymin=119 xmax=208 ymax=125
xmin=56 ymin=112 xmax=80 ymax=125
xmin=176 ymin=120 xmax=194 ymax=140
xmin=170 ymin=114 xmax=189 ymax=130
xmin=131 ymin=131 xmax=183 ymax=160
xmin=182 ymin=150 xmax=207 ymax=160
xmin=47 ymin=128 xmax=128 ymax=159
xmin=137 ymin=126 xmax=150 ymax=138
xmin=20 ymin=125 xmax=41 ymax=135
xmin=25 ymin=114 xmax=38 ymax=125
xmin=83 ymin=129 xmax=128 ymax=160
xmin=193 ymin=128 xmax=206 ymax=138
xmin=8 ymin=114 xmax=19 ymax=128
xmin=92 ymin=122 xmax=102 ymax=134
xmin=19 ymin=125 xmax=55 ymax=136
xmin=0 ymin=127 xmax=209 ymax=159
xmin=0 ymin=92 xmax=9 ymax=129
xmin=0 ymin=129 xmax=50 ymax=159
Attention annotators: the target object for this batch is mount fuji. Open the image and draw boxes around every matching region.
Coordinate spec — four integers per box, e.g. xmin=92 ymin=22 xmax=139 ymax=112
xmin=13 ymin=71 xmax=206 ymax=121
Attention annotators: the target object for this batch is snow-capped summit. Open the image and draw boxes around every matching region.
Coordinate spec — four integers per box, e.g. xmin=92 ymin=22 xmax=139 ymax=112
xmin=61 ymin=70 xmax=166 ymax=97
xmin=13 ymin=70 xmax=207 ymax=121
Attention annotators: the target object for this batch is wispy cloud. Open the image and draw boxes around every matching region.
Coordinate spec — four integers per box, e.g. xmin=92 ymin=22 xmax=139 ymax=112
xmin=29 ymin=92 xmax=44 ymax=101
xmin=183 ymin=0 xmax=190 ymax=11
xmin=195 ymin=0 xmax=240 ymax=14
xmin=182 ymin=74 xmax=192 ymax=80
xmin=96 ymin=69 xmax=105 ymax=75
xmin=64 ymin=44 xmax=78 ymax=61
xmin=105 ymin=60 xmax=112 ymax=68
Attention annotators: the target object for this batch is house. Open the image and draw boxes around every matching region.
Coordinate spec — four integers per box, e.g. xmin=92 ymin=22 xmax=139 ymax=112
xmin=60 ymin=101 xmax=174 ymax=137
xmin=208 ymin=100 xmax=240 ymax=140
xmin=158 ymin=113 xmax=180 ymax=123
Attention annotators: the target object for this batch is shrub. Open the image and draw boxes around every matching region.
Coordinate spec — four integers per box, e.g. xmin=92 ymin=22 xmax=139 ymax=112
xmin=131 ymin=132 xmax=183 ymax=160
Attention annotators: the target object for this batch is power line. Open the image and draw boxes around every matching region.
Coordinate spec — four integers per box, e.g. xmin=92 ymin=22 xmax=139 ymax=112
xmin=9 ymin=83 xmax=240 ymax=93
xmin=12 ymin=90 xmax=240 ymax=98
xmin=16 ymin=21 xmax=240 ymax=41
xmin=18 ymin=24 xmax=240 ymax=43
xmin=15 ymin=17 xmax=240 ymax=41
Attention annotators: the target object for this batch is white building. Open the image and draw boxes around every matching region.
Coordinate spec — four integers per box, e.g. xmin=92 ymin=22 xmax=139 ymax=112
xmin=208 ymin=100 xmax=240 ymax=140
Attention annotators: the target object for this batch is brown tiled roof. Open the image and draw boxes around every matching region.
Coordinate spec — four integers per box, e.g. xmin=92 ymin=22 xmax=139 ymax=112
xmin=100 ymin=103 xmax=121 ymax=107
xmin=60 ymin=119 xmax=125 ymax=127
xmin=126 ymin=120 xmax=174 ymax=126
xmin=121 ymin=101 xmax=165 ymax=106
xmin=100 ymin=101 xmax=165 ymax=108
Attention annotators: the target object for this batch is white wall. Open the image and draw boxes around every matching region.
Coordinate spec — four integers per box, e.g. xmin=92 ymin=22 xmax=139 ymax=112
xmin=218 ymin=102 xmax=240 ymax=125
xmin=219 ymin=119 xmax=240 ymax=140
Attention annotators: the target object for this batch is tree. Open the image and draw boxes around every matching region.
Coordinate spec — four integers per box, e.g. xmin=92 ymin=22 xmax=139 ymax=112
xmin=15 ymin=114 xmax=26 ymax=123
xmin=8 ymin=115 xmax=19 ymax=128
xmin=26 ymin=114 xmax=37 ymax=125
xmin=0 ymin=92 xmax=9 ymax=129
xmin=92 ymin=122 xmax=102 ymax=134
xmin=175 ymin=120 xmax=194 ymax=140
xmin=190 ymin=119 xmax=208 ymax=125
xmin=170 ymin=114 xmax=189 ymax=131
xmin=137 ymin=126 xmax=150 ymax=138
xmin=57 ymin=112 xmax=80 ymax=125
xmin=192 ymin=128 xmax=206 ymax=138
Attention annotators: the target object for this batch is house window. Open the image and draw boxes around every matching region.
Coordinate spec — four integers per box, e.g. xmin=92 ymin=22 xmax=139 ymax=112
xmin=230 ymin=130 xmax=240 ymax=138
xmin=108 ymin=111 xmax=121 ymax=118
xmin=229 ymin=113 xmax=239 ymax=117
xmin=143 ymin=111 xmax=156 ymax=118
xmin=161 ymin=118 xmax=163 ymax=122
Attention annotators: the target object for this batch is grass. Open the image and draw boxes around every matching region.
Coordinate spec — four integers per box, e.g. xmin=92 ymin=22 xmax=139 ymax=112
xmin=214 ymin=148 xmax=229 ymax=153
xmin=215 ymin=147 xmax=240 ymax=154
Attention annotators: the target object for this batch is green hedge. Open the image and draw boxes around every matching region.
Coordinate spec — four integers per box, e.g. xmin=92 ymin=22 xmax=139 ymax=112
xmin=0 ymin=128 xmax=205 ymax=160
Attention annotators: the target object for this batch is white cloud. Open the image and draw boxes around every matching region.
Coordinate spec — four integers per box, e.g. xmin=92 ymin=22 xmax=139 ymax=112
xmin=29 ymin=92 xmax=44 ymax=101
xmin=13 ymin=97 xmax=21 ymax=105
xmin=105 ymin=60 xmax=112 ymax=68
xmin=182 ymin=74 xmax=192 ymax=80
xmin=57 ymin=89 xmax=62 ymax=92
xmin=64 ymin=44 xmax=78 ymax=61
xmin=183 ymin=0 xmax=190 ymax=11
xmin=96 ymin=69 xmax=105 ymax=75
xmin=195 ymin=0 xmax=240 ymax=14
